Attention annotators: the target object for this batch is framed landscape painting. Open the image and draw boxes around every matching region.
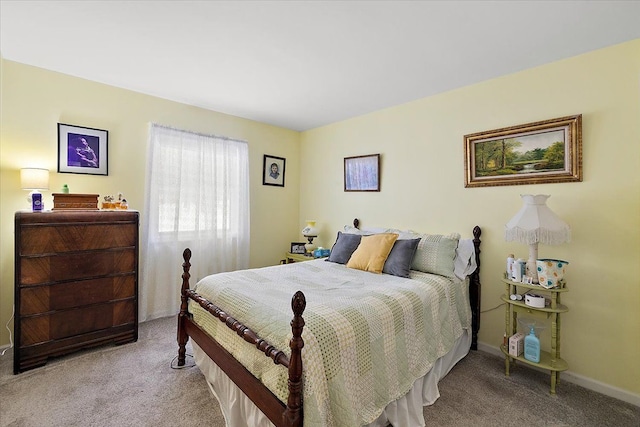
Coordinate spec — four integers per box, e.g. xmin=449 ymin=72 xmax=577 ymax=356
xmin=464 ymin=115 xmax=582 ymax=188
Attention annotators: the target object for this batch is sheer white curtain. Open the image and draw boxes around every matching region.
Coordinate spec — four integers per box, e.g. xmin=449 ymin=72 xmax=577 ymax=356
xmin=140 ymin=124 xmax=250 ymax=321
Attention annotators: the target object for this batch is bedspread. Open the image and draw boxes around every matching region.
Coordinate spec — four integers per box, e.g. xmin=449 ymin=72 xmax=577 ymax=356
xmin=190 ymin=259 xmax=471 ymax=426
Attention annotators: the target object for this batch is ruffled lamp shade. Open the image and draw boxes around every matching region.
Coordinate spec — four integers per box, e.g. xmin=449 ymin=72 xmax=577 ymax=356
xmin=505 ymin=194 xmax=570 ymax=283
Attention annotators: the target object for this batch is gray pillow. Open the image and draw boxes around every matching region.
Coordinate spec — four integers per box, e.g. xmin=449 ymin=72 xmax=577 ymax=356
xmin=383 ymin=238 xmax=420 ymax=278
xmin=326 ymin=232 xmax=362 ymax=264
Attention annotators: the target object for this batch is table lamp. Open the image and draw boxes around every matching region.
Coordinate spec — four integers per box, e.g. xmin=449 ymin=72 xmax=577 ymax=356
xmin=21 ymin=168 xmax=49 ymax=211
xmin=301 ymin=220 xmax=319 ymax=254
xmin=504 ymin=194 xmax=570 ymax=283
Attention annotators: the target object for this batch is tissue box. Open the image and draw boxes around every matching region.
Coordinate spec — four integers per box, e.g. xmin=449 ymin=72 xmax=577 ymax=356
xmin=509 ymin=332 xmax=525 ymax=357
xmin=313 ymin=248 xmax=331 ymax=258
xmin=536 ymin=259 xmax=569 ymax=289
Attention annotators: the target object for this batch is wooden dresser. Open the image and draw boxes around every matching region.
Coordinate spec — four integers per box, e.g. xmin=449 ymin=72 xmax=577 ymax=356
xmin=14 ymin=210 xmax=139 ymax=373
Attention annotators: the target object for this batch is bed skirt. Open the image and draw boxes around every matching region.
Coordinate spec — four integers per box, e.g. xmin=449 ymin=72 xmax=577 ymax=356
xmin=192 ymin=329 xmax=471 ymax=427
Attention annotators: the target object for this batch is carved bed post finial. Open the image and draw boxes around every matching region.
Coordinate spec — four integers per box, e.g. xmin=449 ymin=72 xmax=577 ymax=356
xmin=283 ymin=291 xmax=306 ymax=427
xmin=177 ymin=248 xmax=192 ymax=366
xmin=471 ymin=226 xmax=482 ymax=350
xmin=353 ymin=218 xmax=360 ymax=229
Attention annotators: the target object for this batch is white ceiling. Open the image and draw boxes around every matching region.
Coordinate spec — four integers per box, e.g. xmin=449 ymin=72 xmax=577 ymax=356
xmin=1 ymin=1 xmax=639 ymax=131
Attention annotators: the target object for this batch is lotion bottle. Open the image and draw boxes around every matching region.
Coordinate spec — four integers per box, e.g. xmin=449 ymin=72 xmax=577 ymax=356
xmin=512 ymin=258 xmax=524 ymax=282
xmin=524 ymin=326 xmax=540 ymax=363
xmin=507 ymin=254 xmax=514 ymax=278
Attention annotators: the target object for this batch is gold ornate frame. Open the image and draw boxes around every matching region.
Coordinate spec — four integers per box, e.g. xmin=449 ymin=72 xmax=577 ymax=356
xmin=464 ymin=115 xmax=582 ymax=188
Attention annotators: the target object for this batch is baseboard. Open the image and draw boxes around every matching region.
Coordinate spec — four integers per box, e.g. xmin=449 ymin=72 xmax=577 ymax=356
xmin=477 ymin=342 xmax=640 ymax=407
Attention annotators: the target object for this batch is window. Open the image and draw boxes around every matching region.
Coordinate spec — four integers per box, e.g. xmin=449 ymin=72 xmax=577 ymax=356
xmin=139 ymin=124 xmax=250 ymax=321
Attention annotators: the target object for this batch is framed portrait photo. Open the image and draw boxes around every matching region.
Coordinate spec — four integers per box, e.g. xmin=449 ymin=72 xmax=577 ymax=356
xmin=263 ymin=154 xmax=285 ymax=187
xmin=464 ymin=115 xmax=582 ymax=187
xmin=344 ymin=153 xmax=380 ymax=192
xmin=290 ymin=242 xmax=307 ymax=254
xmin=58 ymin=123 xmax=108 ymax=175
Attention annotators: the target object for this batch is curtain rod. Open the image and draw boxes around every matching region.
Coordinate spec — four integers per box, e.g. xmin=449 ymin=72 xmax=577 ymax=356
xmin=149 ymin=122 xmax=247 ymax=145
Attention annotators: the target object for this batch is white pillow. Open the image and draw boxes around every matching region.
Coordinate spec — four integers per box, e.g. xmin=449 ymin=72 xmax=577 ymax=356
xmin=343 ymin=225 xmax=390 ymax=235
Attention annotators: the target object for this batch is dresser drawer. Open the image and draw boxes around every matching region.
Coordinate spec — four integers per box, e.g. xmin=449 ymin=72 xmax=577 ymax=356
xmin=20 ymin=300 xmax=136 ymax=346
xmin=19 ymin=248 xmax=136 ymax=286
xmin=19 ymin=275 xmax=135 ymax=315
xmin=19 ymin=223 xmax=137 ymax=255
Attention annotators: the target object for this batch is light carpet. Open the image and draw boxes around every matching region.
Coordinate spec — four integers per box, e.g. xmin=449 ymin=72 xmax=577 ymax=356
xmin=1 ymin=316 xmax=638 ymax=426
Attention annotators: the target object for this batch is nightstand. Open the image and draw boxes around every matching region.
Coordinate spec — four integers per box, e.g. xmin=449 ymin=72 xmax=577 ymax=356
xmin=500 ymin=277 xmax=569 ymax=394
xmin=285 ymin=252 xmax=320 ymax=263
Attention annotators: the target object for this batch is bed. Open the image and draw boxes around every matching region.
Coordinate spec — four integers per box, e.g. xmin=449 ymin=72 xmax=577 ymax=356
xmin=177 ymin=221 xmax=482 ymax=427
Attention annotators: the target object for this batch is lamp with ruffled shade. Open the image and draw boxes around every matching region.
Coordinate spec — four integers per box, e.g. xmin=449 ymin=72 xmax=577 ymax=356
xmin=505 ymin=194 xmax=570 ymax=284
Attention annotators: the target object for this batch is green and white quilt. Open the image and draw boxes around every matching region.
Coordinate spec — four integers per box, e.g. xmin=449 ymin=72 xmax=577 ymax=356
xmin=190 ymin=259 xmax=471 ymax=427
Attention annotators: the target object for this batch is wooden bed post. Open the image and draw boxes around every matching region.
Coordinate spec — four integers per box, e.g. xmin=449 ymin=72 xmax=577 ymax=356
xmin=471 ymin=226 xmax=482 ymax=350
xmin=177 ymin=248 xmax=192 ymax=366
xmin=283 ymin=291 xmax=306 ymax=427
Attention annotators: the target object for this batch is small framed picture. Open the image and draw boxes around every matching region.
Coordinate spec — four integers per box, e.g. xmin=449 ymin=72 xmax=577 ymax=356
xmin=263 ymin=154 xmax=286 ymax=187
xmin=58 ymin=123 xmax=108 ymax=175
xmin=344 ymin=153 xmax=380 ymax=192
xmin=290 ymin=242 xmax=307 ymax=254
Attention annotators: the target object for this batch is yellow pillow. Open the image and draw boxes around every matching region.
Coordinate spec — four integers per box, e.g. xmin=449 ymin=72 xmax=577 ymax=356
xmin=346 ymin=233 xmax=399 ymax=274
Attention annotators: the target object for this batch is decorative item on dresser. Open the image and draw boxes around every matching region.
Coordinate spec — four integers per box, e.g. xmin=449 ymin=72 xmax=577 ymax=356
xmin=20 ymin=168 xmax=49 ymax=211
xmin=14 ymin=210 xmax=139 ymax=374
xmin=52 ymin=193 xmax=100 ymax=210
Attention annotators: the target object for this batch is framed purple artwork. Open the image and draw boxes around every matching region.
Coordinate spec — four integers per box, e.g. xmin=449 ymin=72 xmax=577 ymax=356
xmin=58 ymin=123 xmax=108 ymax=175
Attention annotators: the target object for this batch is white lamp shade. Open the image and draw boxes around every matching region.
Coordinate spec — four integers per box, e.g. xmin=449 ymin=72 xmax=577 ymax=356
xmin=301 ymin=220 xmax=319 ymax=237
xmin=505 ymin=194 xmax=570 ymax=245
xmin=20 ymin=168 xmax=49 ymax=190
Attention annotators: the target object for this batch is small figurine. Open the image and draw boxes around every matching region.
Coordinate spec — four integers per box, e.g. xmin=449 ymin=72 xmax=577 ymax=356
xmin=102 ymin=195 xmax=115 ymax=209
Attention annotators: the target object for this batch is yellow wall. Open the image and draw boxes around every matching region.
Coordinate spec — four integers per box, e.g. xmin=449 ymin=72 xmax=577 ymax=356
xmin=0 ymin=60 xmax=301 ymax=344
xmin=300 ymin=40 xmax=640 ymax=396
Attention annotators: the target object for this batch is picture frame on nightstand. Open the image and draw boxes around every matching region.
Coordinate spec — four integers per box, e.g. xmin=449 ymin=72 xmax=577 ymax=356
xmin=290 ymin=242 xmax=307 ymax=254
